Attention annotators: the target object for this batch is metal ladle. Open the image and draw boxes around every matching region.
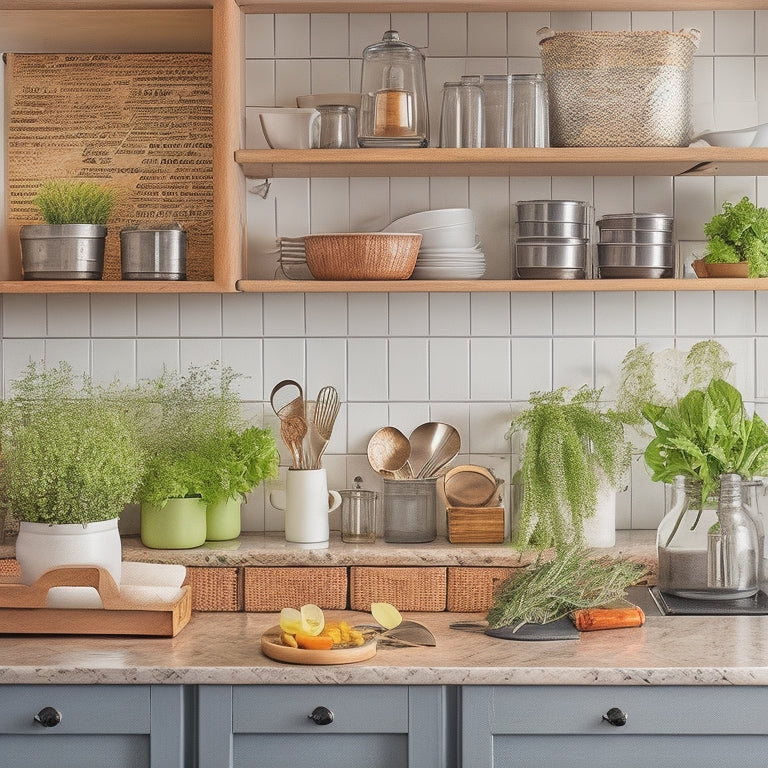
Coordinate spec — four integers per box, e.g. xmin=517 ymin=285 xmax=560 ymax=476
xmin=367 ymin=427 xmax=413 ymax=479
xmin=416 ymin=424 xmax=461 ymax=479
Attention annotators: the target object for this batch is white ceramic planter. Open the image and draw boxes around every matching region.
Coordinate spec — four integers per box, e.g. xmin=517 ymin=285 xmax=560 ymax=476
xmin=14 ymin=518 xmax=122 ymax=586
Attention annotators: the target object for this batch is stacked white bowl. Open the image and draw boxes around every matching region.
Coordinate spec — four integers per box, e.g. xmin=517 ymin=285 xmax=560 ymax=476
xmin=382 ymin=208 xmax=485 ymax=279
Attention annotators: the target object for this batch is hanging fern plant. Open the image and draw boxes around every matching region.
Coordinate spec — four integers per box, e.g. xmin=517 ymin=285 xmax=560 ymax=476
xmin=506 ymin=386 xmax=631 ymax=551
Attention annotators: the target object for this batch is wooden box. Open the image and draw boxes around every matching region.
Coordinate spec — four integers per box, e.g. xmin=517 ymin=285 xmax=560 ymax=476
xmin=244 ymin=566 xmax=347 ymax=612
xmin=446 ymin=566 xmax=516 ymax=612
xmin=446 ymin=506 xmax=505 ymax=543
xmin=349 ymin=566 xmax=446 ymax=612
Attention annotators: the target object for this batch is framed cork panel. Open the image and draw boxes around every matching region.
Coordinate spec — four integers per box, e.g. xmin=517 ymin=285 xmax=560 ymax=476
xmin=5 ymin=52 xmax=213 ymax=281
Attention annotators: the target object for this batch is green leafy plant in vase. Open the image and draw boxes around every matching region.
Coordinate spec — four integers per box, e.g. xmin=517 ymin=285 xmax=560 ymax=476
xmin=694 ymin=196 xmax=768 ymax=278
xmin=133 ymin=362 xmax=279 ymax=548
xmin=507 ymin=386 xmax=631 ymax=551
xmin=616 ymin=340 xmax=768 ymax=596
xmin=19 ymin=179 xmax=119 ymax=280
xmin=0 ymin=361 xmax=144 ymax=585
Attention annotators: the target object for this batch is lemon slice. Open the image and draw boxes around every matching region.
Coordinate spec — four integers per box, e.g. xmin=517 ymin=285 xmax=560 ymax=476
xmin=371 ymin=602 xmax=402 ymax=630
xmin=279 ymin=607 xmax=303 ymax=635
xmin=300 ymin=603 xmax=325 ymax=636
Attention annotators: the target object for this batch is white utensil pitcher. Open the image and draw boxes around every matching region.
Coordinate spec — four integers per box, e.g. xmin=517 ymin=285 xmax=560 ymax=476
xmin=270 ymin=468 xmax=341 ymax=547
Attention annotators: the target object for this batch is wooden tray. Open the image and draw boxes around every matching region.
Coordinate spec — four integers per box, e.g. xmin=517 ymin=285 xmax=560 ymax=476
xmin=261 ymin=625 xmax=377 ymax=665
xmin=0 ymin=566 xmax=192 ymax=637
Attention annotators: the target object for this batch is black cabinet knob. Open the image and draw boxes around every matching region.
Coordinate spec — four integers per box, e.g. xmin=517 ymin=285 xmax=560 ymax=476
xmin=34 ymin=706 xmax=62 ymax=728
xmin=308 ymin=705 xmax=334 ymax=726
xmin=602 ymin=707 xmax=627 ymax=727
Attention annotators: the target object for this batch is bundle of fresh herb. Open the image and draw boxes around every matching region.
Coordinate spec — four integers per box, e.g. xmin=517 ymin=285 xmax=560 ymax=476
xmin=641 ymin=378 xmax=768 ymax=505
xmin=703 ymin=196 xmax=768 ymax=278
xmin=506 ymin=386 xmax=631 ymax=550
xmin=32 ymin=179 xmax=118 ymax=226
xmin=486 ymin=546 xmax=647 ymax=632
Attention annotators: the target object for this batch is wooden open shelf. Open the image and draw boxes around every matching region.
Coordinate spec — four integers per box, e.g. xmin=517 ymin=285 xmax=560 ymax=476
xmin=236 ymin=147 xmax=768 ymax=179
xmin=236 ymin=277 xmax=768 ymax=293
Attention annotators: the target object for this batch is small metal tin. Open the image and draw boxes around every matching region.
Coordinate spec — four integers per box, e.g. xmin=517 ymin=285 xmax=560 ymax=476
xmin=516 ymin=199 xmax=589 ymax=224
xmin=120 ymin=225 xmax=186 ymax=280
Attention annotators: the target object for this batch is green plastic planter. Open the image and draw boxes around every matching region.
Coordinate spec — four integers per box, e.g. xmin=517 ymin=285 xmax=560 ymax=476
xmin=140 ymin=497 xmax=207 ymax=549
xmin=206 ymin=497 xmax=242 ymax=541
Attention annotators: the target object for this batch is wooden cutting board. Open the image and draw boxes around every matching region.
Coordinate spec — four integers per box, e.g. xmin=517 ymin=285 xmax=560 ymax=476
xmin=261 ymin=626 xmax=378 ymax=665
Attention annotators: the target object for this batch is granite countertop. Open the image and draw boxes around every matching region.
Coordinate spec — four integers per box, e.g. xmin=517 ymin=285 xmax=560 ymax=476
xmin=2 ymin=589 xmax=768 ymax=687
xmin=119 ymin=529 xmax=657 ymax=569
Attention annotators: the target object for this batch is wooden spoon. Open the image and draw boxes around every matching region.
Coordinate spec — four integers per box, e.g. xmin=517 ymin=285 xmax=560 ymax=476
xmin=367 ymin=427 xmax=412 ymax=479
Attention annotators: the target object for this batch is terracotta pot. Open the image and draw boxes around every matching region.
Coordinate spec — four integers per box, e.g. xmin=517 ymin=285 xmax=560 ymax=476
xmin=692 ymin=259 xmax=749 ymax=278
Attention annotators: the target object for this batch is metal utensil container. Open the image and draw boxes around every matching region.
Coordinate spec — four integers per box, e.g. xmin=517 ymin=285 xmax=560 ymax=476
xmin=120 ymin=225 xmax=186 ymax=280
xmin=382 ymin=478 xmax=437 ymax=543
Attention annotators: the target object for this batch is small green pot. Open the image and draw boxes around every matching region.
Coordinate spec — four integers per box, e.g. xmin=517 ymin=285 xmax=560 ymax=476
xmin=140 ymin=498 xmax=207 ymax=549
xmin=206 ymin=497 xmax=242 ymax=541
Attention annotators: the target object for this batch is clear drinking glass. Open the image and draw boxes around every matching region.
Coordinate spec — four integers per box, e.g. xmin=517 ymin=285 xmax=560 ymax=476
xmin=459 ymin=75 xmax=484 ymax=148
xmin=510 ymin=74 xmax=549 ymax=148
xmin=481 ymin=74 xmax=513 ymax=147
xmin=439 ymin=82 xmax=462 ymax=148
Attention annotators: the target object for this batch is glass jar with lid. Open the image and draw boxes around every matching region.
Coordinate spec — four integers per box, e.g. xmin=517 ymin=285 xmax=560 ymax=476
xmin=358 ymin=30 xmax=429 ymax=148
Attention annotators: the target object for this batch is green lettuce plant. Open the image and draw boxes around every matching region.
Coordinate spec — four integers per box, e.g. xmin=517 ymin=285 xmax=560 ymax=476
xmin=0 ymin=361 xmax=143 ymax=525
xmin=703 ymin=196 xmax=768 ymax=278
xmin=133 ymin=362 xmax=279 ymax=508
xmin=506 ymin=386 xmax=631 ymax=551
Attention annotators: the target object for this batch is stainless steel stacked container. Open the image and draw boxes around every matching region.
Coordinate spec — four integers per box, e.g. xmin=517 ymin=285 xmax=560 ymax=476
xmin=515 ymin=200 xmax=590 ymax=279
xmin=596 ymin=214 xmax=674 ymax=278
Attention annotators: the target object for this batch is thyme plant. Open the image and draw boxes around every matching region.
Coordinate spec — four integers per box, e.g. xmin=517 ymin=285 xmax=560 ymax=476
xmin=0 ymin=361 xmax=143 ymax=525
xmin=507 ymin=386 xmax=631 ymax=551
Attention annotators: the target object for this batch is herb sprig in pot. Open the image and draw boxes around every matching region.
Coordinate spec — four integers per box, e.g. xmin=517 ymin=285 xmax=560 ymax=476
xmin=507 ymin=386 xmax=631 ymax=551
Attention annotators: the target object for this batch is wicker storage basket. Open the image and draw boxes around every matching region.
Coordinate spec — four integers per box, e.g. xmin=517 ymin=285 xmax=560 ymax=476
xmin=446 ymin=566 xmax=516 ymax=612
xmin=349 ymin=566 xmax=446 ymax=611
xmin=183 ymin=566 xmax=241 ymax=611
xmin=539 ymin=27 xmax=700 ymax=147
xmin=244 ymin=566 xmax=347 ymax=611
xmin=303 ymin=233 xmax=421 ymax=280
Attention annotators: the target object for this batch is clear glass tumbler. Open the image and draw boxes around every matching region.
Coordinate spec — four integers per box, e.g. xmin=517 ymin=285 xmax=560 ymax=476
xmin=439 ymin=82 xmax=462 ymax=148
xmin=510 ymin=74 xmax=549 ymax=148
xmin=481 ymin=74 xmax=514 ymax=147
xmin=459 ymin=75 xmax=484 ymax=148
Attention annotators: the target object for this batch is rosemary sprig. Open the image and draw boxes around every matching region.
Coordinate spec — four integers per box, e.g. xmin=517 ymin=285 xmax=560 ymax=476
xmin=486 ymin=546 xmax=647 ymax=632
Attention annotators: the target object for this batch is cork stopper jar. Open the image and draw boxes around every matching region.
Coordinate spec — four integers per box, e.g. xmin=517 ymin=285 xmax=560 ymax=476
xmin=358 ymin=30 xmax=429 ymax=148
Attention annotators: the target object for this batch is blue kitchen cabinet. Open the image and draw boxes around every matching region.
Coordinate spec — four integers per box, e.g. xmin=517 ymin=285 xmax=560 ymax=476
xmin=197 ymin=684 xmax=456 ymax=768
xmin=461 ymin=685 xmax=768 ymax=767
xmin=0 ymin=684 xmax=189 ymax=768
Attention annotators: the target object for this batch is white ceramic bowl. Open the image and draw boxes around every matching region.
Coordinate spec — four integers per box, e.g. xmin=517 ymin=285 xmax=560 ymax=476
xmin=258 ymin=107 xmax=319 ymax=149
xmin=693 ymin=126 xmax=758 ymax=148
xmin=383 ymin=208 xmax=475 ymax=233
xmin=296 ymin=92 xmax=362 ymax=111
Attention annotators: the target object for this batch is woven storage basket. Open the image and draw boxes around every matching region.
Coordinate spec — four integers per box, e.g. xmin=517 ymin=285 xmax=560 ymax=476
xmin=446 ymin=566 xmax=516 ymax=612
xmin=183 ymin=567 xmax=241 ymax=611
xmin=539 ymin=27 xmax=700 ymax=147
xmin=244 ymin=566 xmax=347 ymax=611
xmin=303 ymin=233 xmax=421 ymax=280
xmin=349 ymin=566 xmax=446 ymax=611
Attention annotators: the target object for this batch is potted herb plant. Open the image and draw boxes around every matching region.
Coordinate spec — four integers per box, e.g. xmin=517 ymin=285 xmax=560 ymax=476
xmin=0 ymin=361 xmax=143 ymax=586
xmin=507 ymin=386 xmax=631 ymax=551
xmin=19 ymin=179 xmax=118 ymax=280
xmin=692 ymin=196 xmax=768 ymax=278
xmin=616 ymin=340 xmax=768 ymax=596
xmin=133 ymin=363 xmax=279 ymax=548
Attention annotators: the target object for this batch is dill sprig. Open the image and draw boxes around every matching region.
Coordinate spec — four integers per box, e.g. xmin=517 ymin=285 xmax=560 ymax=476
xmin=486 ymin=545 xmax=647 ymax=632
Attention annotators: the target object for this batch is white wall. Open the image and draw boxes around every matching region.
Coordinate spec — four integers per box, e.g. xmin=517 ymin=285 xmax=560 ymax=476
xmin=4 ymin=9 xmax=768 ymax=535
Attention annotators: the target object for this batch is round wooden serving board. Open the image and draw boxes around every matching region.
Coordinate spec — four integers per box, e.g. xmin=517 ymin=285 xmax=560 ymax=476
xmin=261 ymin=626 xmax=378 ymax=665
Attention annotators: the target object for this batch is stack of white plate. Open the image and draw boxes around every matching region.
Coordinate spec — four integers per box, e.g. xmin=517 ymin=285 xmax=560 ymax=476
xmin=383 ymin=208 xmax=486 ymax=280
xmin=277 ymin=236 xmax=312 ymax=280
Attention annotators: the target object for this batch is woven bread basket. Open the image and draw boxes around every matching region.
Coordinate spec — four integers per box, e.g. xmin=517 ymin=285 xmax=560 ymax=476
xmin=539 ymin=27 xmax=701 ymax=147
xmin=303 ymin=233 xmax=421 ymax=280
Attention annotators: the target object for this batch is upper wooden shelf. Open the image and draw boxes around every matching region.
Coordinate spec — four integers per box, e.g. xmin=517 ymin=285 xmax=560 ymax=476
xmin=236 ymin=147 xmax=768 ymax=179
xmin=236 ymin=277 xmax=768 ymax=293
xmin=0 ymin=1 xmax=212 ymax=8
xmin=238 ymin=0 xmax=768 ymax=12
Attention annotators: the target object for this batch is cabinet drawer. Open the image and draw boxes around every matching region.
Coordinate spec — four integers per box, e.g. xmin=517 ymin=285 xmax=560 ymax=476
xmin=232 ymin=684 xmax=408 ymax=733
xmin=0 ymin=685 xmax=150 ymax=734
xmin=465 ymin=685 xmax=768 ymax=735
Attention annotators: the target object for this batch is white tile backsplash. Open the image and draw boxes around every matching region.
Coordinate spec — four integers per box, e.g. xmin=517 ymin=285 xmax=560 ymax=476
xmin=5 ymin=9 xmax=767 ymax=535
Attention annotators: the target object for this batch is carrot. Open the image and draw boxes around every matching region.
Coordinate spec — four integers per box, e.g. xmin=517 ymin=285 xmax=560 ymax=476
xmin=295 ymin=632 xmax=335 ymax=650
xmin=571 ymin=605 xmax=645 ymax=631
